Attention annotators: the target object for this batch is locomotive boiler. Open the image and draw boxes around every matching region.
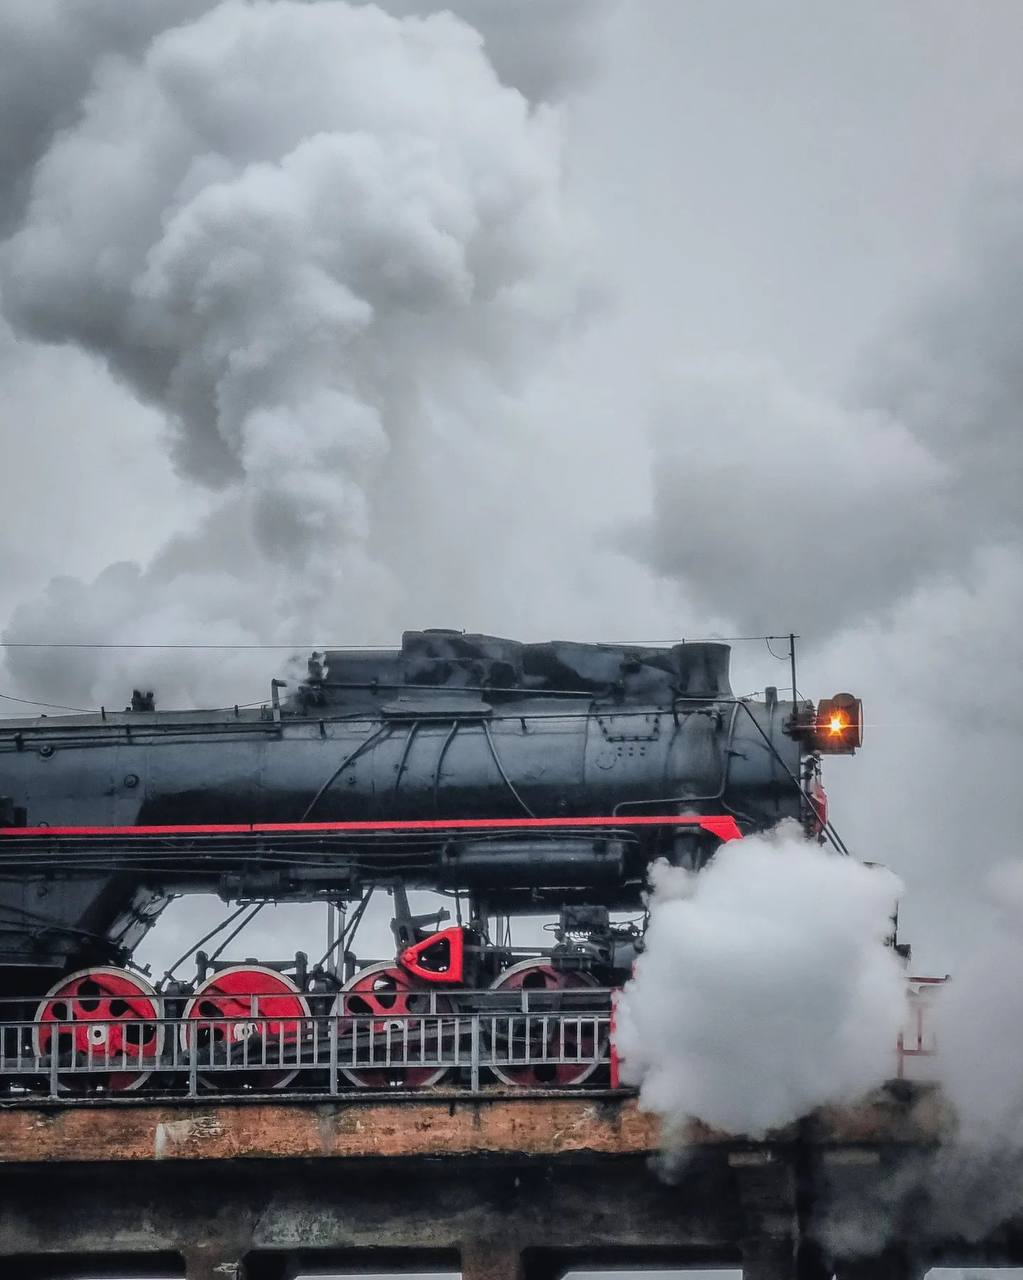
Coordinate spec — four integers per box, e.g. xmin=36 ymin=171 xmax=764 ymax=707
xmin=0 ymin=629 xmax=862 ymax=1092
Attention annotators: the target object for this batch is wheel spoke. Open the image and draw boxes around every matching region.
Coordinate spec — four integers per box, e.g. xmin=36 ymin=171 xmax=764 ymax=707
xmin=486 ymin=960 xmax=606 ymax=1087
xmin=334 ymin=963 xmax=451 ymax=1089
xmin=180 ymin=965 xmax=309 ymax=1090
xmin=34 ymin=967 xmax=163 ymax=1092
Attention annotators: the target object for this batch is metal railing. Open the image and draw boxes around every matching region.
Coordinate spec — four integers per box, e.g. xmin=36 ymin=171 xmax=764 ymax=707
xmin=0 ymin=975 xmax=949 ymax=1103
xmin=0 ymin=989 xmax=613 ymax=1100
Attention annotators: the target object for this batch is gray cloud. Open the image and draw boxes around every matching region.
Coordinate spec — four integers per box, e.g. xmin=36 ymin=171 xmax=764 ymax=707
xmin=0 ymin=0 xmax=212 ymax=236
xmin=623 ymin=357 xmax=951 ymax=635
xmin=0 ymin=0 xmax=606 ymax=242
xmin=624 ymin=170 xmax=1023 ymax=639
xmin=361 ymin=0 xmax=614 ymax=102
xmin=0 ymin=0 xmax=606 ymax=707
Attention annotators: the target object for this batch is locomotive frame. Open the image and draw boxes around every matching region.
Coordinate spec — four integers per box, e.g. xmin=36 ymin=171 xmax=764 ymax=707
xmin=0 ymin=631 xmax=861 ymax=1096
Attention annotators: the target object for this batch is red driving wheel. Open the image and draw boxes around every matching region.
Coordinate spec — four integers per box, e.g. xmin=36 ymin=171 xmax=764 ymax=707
xmin=487 ymin=959 xmax=607 ymax=1087
xmin=333 ymin=962 xmax=452 ymax=1088
xmin=33 ymin=966 xmax=163 ymax=1092
xmin=180 ymin=965 xmax=310 ymax=1090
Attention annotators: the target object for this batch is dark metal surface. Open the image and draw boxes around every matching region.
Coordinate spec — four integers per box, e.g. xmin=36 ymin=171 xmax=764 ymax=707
xmin=0 ymin=632 xmax=818 ymax=980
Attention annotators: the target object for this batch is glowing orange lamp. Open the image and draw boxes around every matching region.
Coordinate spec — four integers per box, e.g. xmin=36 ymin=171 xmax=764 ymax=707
xmin=814 ymin=695 xmax=862 ymax=753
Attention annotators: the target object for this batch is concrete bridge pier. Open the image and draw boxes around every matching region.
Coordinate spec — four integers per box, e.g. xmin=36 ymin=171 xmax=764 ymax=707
xmin=738 ymin=1237 xmax=796 ymax=1280
xmin=834 ymin=1252 xmax=925 ymax=1280
xmin=182 ymin=1249 xmax=247 ymax=1280
xmin=461 ymin=1241 xmax=526 ymax=1280
xmin=0 ymin=1088 xmax=1005 ymax=1280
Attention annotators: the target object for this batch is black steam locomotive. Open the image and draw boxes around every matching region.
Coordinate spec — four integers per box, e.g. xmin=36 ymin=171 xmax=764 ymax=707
xmin=0 ymin=630 xmax=861 ymax=1090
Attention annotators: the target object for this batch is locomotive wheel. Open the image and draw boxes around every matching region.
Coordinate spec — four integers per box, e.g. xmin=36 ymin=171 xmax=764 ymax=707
xmin=486 ymin=959 xmax=606 ymax=1087
xmin=180 ymin=965 xmax=310 ymax=1090
xmin=333 ymin=962 xmax=452 ymax=1089
xmin=33 ymin=966 xmax=163 ymax=1092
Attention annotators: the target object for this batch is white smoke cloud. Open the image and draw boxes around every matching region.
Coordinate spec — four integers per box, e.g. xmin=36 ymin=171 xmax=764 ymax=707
xmin=623 ymin=166 xmax=1023 ymax=641
xmin=622 ymin=357 xmax=950 ymax=635
xmin=809 ymin=860 xmax=1023 ymax=1260
xmin=615 ymin=824 xmax=909 ymax=1139
xmin=802 ymin=544 xmax=1023 ymax=973
xmin=360 ymin=0 xmax=614 ymax=103
xmin=0 ymin=0 xmax=601 ymax=239
xmin=0 ymin=0 xmax=214 ymax=235
xmin=611 ymin=159 xmax=1023 ymax=1005
xmin=0 ymin=0 xmax=605 ymax=707
xmin=928 ymin=860 xmax=1023 ymax=1188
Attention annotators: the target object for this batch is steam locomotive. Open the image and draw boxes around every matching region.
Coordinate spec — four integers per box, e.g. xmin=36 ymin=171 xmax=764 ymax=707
xmin=0 ymin=629 xmax=861 ymax=1090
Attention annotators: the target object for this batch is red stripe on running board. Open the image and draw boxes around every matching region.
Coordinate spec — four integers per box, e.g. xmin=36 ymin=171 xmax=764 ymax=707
xmin=0 ymin=814 xmax=743 ymax=840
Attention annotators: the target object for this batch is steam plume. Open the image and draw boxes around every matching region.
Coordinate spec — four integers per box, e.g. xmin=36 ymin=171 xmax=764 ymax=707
xmin=0 ymin=0 xmax=594 ymax=707
xmin=624 ymin=175 xmax=1023 ymax=639
xmin=616 ymin=824 xmax=908 ymax=1139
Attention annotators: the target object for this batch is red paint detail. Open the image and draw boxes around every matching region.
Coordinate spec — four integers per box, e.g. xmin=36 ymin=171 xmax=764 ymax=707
xmin=486 ymin=962 xmax=605 ymax=1088
xmin=184 ymin=967 xmax=307 ymax=1032
xmin=334 ymin=964 xmax=452 ymax=1089
xmin=808 ymin=779 xmax=828 ymax=834
xmin=400 ymin=927 xmax=465 ymax=985
xmin=0 ymin=814 xmax=744 ymax=840
xmin=181 ymin=965 xmax=309 ymax=1091
xmin=34 ymin=967 xmax=161 ymax=1092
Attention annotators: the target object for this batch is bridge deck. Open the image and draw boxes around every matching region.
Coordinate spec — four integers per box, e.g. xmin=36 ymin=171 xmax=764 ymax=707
xmin=0 ymin=1087 xmax=948 ymax=1164
xmin=0 ymin=1086 xmax=985 ymax=1280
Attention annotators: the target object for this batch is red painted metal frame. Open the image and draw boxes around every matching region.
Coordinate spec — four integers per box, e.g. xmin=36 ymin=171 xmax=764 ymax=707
xmin=0 ymin=814 xmax=743 ymax=840
xmin=400 ymin=926 xmax=466 ymax=985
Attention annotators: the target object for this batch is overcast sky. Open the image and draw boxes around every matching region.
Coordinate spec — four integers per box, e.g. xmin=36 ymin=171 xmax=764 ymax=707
xmin=1 ymin=0 xmax=1022 ymax=986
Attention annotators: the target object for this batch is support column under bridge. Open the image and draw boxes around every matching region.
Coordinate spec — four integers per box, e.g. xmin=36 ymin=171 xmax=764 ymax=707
xmin=0 ymin=1087 xmax=1017 ymax=1279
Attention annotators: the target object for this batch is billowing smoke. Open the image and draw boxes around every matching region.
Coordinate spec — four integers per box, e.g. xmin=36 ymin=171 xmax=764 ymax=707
xmin=0 ymin=0 xmax=612 ymax=708
xmin=624 ymin=172 xmax=1023 ymax=637
xmin=0 ymin=1 xmax=214 ymax=238
xmin=616 ymin=831 xmax=1023 ymax=1255
xmin=936 ymin=860 xmax=1023 ymax=1153
xmin=616 ymin=168 xmax=1023 ymax=980
xmin=802 ymin=544 xmax=1023 ymax=973
xmin=615 ymin=825 xmax=909 ymax=1139
xmin=0 ymin=0 xmax=608 ymax=236
xmin=808 ymin=859 xmax=1023 ymax=1260
xmin=622 ymin=357 xmax=950 ymax=636
xmin=912 ymin=865 xmax=1023 ymax=1244
xmin=358 ymin=0 xmax=612 ymax=103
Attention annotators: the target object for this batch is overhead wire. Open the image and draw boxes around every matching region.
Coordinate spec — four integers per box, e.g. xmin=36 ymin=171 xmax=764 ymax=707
xmin=0 ymin=691 xmax=96 ymax=713
xmin=0 ymin=633 xmax=799 ymax=651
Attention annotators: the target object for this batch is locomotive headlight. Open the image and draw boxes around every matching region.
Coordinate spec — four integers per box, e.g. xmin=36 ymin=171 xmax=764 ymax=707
xmin=814 ymin=693 xmax=862 ymax=753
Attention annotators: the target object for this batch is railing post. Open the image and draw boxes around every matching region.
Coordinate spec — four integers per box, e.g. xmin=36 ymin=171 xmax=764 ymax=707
xmin=48 ymin=1028 xmax=60 ymax=1099
xmin=188 ymin=1023 xmax=198 ymax=1098
xmin=470 ymin=1011 xmax=480 ymax=1092
xmin=7 ymin=985 xmax=627 ymax=1099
